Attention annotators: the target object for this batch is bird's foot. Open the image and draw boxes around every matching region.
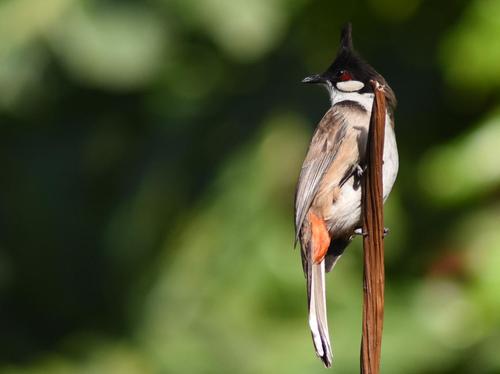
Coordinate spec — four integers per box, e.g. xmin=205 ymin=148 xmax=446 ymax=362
xmin=353 ymin=227 xmax=368 ymax=237
xmin=355 ymin=164 xmax=365 ymax=178
xmin=353 ymin=227 xmax=390 ymax=237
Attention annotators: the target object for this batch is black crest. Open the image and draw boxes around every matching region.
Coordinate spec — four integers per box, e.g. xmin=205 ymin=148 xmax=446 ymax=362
xmin=339 ymin=22 xmax=354 ymax=52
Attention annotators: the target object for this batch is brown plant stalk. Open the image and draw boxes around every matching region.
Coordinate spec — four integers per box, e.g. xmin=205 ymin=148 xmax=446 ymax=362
xmin=360 ymin=80 xmax=387 ymax=374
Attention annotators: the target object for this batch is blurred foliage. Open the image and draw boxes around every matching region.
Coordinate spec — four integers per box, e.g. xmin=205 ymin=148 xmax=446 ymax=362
xmin=0 ymin=0 xmax=499 ymax=373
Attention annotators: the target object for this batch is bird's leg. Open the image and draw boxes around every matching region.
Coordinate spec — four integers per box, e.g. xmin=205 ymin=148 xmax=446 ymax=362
xmin=339 ymin=163 xmax=366 ymax=188
xmin=353 ymin=163 xmax=366 ymax=189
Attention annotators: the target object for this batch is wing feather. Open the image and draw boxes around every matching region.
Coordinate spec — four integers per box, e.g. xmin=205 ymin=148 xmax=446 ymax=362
xmin=294 ymin=108 xmax=349 ymax=243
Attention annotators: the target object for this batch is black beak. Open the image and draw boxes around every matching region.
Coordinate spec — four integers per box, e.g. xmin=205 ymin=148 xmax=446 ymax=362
xmin=301 ymin=74 xmax=326 ymax=84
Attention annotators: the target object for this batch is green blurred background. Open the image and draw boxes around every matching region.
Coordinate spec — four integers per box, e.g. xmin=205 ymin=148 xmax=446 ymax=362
xmin=1 ymin=0 xmax=500 ymax=373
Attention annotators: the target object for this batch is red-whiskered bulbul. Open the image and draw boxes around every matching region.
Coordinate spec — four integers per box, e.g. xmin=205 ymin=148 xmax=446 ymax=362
xmin=295 ymin=23 xmax=398 ymax=367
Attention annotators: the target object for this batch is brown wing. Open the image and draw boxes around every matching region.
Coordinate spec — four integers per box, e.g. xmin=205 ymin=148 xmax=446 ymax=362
xmin=294 ymin=107 xmax=349 ymax=244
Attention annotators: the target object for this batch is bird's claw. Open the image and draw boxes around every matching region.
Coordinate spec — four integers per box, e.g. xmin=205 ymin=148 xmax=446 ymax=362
xmin=355 ymin=164 xmax=365 ymax=178
xmin=353 ymin=227 xmax=368 ymax=237
xmin=353 ymin=227 xmax=390 ymax=237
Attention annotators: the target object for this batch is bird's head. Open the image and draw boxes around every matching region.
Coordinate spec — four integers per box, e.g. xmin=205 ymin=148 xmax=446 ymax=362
xmin=302 ymin=23 xmax=396 ymax=109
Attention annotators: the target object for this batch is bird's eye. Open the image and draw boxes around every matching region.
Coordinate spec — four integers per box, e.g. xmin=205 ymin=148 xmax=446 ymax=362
xmin=338 ymin=70 xmax=353 ymax=82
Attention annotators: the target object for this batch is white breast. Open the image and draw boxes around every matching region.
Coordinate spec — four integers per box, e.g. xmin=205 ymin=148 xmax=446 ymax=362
xmin=326 ymin=111 xmax=399 ymax=235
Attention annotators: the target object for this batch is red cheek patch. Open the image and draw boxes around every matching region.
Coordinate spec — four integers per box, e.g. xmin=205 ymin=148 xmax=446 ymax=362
xmin=339 ymin=71 xmax=353 ymax=81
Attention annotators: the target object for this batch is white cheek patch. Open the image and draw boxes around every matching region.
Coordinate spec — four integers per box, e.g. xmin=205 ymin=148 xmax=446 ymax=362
xmin=336 ymin=80 xmax=365 ymax=92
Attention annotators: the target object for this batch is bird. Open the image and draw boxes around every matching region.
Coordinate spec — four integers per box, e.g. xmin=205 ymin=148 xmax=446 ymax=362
xmin=295 ymin=23 xmax=398 ymax=367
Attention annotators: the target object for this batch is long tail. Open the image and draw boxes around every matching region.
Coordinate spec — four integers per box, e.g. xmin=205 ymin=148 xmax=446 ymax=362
xmin=308 ymin=259 xmax=333 ymax=367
